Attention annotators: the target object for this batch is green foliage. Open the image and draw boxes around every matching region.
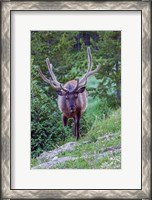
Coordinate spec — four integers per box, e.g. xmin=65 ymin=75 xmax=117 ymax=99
xmin=85 ymin=96 xmax=111 ymax=121
xmin=31 ymin=31 xmax=121 ymax=159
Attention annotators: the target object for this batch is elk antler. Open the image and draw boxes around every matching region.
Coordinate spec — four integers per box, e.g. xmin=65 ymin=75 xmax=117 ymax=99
xmin=38 ymin=67 xmax=50 ymax=84
xmin=38 ymin=58 xmax=68 ymax=91
xmin=78 ymin=47 xmax=100 ymax=88
xmin=38 ymin=47 xmax=100 ymax=92
xmin=72 ymin=79 xmax=79 ymax=92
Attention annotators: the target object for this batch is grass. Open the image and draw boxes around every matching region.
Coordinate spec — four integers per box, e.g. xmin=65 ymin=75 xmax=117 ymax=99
xmin=31 ymin=158 xmax=39 ymax=168
xmin=85 ymin=96 xmax=111 ymax=120
xmin=32 ymin=108 xmax=121 ymax=169
xmin=55 ymin=158 xmax=90 ymax=169
xmin=55 ymin=150 xmax=121 ymax=169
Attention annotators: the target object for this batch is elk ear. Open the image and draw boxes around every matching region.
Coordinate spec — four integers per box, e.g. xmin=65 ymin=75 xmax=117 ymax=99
xmin=76 ymin=87 xmax=86 ymax=94
xmin=56 ymin=90 xmax=66 ymax=96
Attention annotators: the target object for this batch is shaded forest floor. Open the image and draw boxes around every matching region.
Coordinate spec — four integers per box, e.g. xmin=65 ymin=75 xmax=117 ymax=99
xmin=31 ymin=109 xmax=121 ymax=169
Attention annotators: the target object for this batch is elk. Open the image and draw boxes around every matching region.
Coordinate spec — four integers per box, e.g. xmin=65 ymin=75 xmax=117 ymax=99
xmin=38 ymin=47 xmax=100 ymax=140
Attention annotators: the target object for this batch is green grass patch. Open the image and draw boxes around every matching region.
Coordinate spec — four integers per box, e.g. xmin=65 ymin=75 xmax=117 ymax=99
xmin=85 ymin=96 xmax=111 ymax=122
xmin=53 ymin=150 xmax=121 ymax=169
xmin=31 ymin=158 xmax=39 ymax=168
xmin=54 ymin=158 xmax=90 ymax=169
xmin=87 ymin=108 xmax=121 ymax=139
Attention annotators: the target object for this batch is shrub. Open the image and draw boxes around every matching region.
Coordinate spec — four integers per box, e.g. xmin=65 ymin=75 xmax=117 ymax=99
xmin=31 ymin=78 xmax=72 ymax=158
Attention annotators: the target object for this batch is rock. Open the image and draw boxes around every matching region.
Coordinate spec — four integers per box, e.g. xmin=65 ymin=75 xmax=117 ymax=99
xmin=37 ymin=141 xmax=77 ymax=162
xmin=101 ymin=144 xmax=121 ymax=153
xmin=52 ymin=156 xmax=58 ymax=161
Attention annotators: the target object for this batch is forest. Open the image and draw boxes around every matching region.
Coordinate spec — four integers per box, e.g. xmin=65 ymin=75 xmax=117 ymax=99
xmin=31 ymin=31 xmax=121 ymax=169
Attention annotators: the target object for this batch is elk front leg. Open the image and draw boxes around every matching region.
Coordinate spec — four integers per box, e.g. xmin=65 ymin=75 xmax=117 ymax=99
xmin=62 ymin=115 xmax=68 ymax=126
xmin=73 ymin=116 xmax=77 ymax=137
xmin=76 ymin=112 xmax=81 ymax=140
xmin=62 ymin=115 xmax=68 ymax=141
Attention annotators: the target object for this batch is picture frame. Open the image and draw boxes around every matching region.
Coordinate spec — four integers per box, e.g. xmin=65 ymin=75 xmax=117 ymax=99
xmin=1 ymin=0 xmax=151 ymax=199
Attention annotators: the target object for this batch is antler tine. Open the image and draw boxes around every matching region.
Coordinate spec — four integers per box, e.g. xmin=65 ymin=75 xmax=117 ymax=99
xmin=78 ymin=64 xmax=100 ymax=88
xmin=60 ymin=84 xmax=68 ymax=92
xmin=78 ymin=76 xmax=87 ymax=88
xmin=86 ymin=63 xmax=101 ymax=78
xmin=50 ymin=80 xmax=64 ymax=90
xmin=38 ymin=67 xmax=63 ymax=90
xmin=38 ymin=67 xmax=50 ymax=84
xmin=87 ymin=47 xmax=93 ymax=73
xmin=79 ymin=47 xmax=100 ymax=86
xmin=46 ymin=58 xmax=60 ymax=85
xmin=79 ymin=47 xmax=91 ymax=86
xmin=72 ymin=79 xmax=79 ymax=92
xmin=46 ymin=58 xmax=68 ymax=91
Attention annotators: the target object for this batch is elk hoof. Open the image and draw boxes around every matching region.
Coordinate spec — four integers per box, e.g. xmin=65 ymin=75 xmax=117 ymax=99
xmin=77 ymin=135 xmax=80 ymax=140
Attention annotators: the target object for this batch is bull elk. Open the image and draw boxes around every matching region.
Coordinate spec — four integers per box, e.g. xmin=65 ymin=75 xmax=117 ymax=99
xmin=38 ymin=47 xmax=100 ymax=140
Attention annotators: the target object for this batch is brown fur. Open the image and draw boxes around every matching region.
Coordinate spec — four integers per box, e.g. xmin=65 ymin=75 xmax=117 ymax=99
xmin=57 ymin=80 xmax=87 ymax=139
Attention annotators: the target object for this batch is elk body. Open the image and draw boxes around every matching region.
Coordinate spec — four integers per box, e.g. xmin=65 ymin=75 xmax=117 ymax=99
xmin=38 ymin=47 xmax=100 ymax=140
